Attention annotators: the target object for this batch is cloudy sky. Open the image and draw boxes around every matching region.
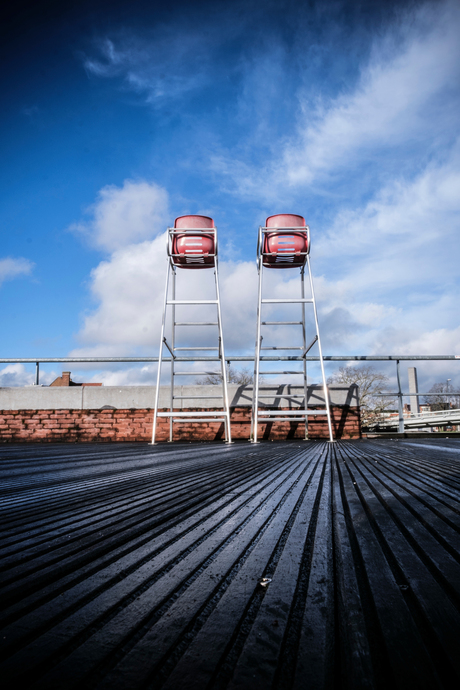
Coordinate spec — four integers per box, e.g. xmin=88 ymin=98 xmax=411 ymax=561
xmin=1 ymin=0 xmax=459 ymax=391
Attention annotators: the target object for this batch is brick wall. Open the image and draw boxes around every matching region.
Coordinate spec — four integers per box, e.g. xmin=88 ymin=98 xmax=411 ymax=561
xmin=0 ymin=406 xmax=360 ymax=442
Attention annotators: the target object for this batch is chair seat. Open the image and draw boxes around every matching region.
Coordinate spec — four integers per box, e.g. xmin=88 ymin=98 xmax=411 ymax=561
xmin=171 ymin=215 xmax=216 ymax=269
xmin=263 ymin=214 xmax=309 ymax=268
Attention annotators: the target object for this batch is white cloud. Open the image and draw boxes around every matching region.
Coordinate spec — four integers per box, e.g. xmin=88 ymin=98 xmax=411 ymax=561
xmin=0 ymin=364 xmax=34 ymax=387
xmin=207 ymin=0 xmax=460 ymax=203
xmin=283 ymin=0 xmax=460 ymax=185
xmin=0 ymin=257 xmax=34 ymax=286
xmin=316 ymin=142 xmax=460 ymax=285
xmin=71 ymin=147 xmax=460 ymax=384
xmin=70 ymin=172 xmax=459 ymax=379
xmin=83 ymin=24 xmax=229 ymax=105
xmin=73 ymin=234 xmax=259 ymax=355
xmin=76 ymin=236 xmax=168 ymax=347
xmin=70 ymin=179 xmax=169 ymax=252
xmin=86 ymin=364 xmax=157 ymax=387
xmin=0 ymin=364 xmax=57 ymax=387
xmin=233 ymin=140 xmax=459 ymax=359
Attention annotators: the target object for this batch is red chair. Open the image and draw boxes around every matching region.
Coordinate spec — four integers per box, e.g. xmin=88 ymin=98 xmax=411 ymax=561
xmin=262 ymin=213 xmax=309 ymax=268
xmin=171 ymin=215 xmax=216 ymax=269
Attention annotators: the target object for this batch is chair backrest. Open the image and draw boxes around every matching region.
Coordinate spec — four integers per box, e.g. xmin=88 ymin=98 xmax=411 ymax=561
xmin=171 ymin=215 xmax=216 ymax=269
xmin=263 ymin=213 xmax=309 ymax=268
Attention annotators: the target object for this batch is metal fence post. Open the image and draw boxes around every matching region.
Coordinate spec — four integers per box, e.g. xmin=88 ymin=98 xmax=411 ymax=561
xmin=35 ymin=362 xmax=39 ymax=386
xmin=396 ymin=359 xmax=404 ymax=433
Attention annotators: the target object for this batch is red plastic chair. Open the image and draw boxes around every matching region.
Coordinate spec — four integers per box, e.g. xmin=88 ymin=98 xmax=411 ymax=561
xmin=171 ymin=215 xmax=216 ymax=269
xmin=262 ymin=214 xmax=309 ymax=268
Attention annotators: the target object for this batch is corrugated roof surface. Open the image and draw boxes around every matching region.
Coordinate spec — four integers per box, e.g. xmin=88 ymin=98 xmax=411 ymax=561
xmin=1 ymin=439 xmax=460 ymax=689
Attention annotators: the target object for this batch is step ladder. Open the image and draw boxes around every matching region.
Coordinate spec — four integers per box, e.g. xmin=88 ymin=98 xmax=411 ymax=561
xmin=251 ymin=213 xmax=334 ymax=443
xmin=151 ymin=215 xmax=232 ymax=444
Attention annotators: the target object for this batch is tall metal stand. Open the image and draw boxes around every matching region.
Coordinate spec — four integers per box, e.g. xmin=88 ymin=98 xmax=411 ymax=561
xmin=251 ymin=223 xmax=334 ymax=443
xmin=151 ymin=224 xmax=231 ymax=444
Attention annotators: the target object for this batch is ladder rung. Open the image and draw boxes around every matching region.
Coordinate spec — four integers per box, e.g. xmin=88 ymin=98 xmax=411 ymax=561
xmin=257 ymin=410 xmax=328 ymax=416
xmin=173 ymin=371 xmax=221 ymax=376
xmin=262 ymin=226 xmax=307 ymax=231
xmin=260 ymin=347 xmax=303 ymax=350
xmin=257 ymin=394 xmax=305 ymax=398
xmin=167 ymin=300 xmax=217 ymax=305
xmin=169 ymin=229 xmax=217 ymax=234
xmin=158 ymin=411 xmax=228 ymax=418
xmin=257 ymin=417 xmax=306 ymax=422
xmin=175 ymin=322 xmax=218 ymax=326
xmin=261 ymin=298 xmax=313 ymax=304
xmin=172 ymin=418 xmax=227 ymax=423
xmin=174 ymin=347 xmax=218 ymax=351
xmin=259 ymin=371 xmax=303 ymax=375
xmin=173 ymin=395 xmax=223 ymax=399
xmin=261 ymin=321 xmax=302 ymax=325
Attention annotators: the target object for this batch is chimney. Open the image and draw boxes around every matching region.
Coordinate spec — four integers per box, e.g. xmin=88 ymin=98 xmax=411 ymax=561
xmin=49 ymin=371 xmax=72 ymax=387
xmin=62 ymin=372 xmax=71 ymax=386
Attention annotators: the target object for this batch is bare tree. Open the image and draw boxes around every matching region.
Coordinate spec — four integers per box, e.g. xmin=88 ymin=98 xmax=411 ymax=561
xmin=328 ymin=365 xmax=396 ymax=427
xmin=196 ymin=366 xmax=255 ymax=386
xmin=423 ymin=382 xmax=460 ymax=411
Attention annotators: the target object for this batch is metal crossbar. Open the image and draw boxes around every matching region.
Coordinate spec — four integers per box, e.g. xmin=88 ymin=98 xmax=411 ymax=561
xmin=257 ymin=409 xmax=328 ymax=416
xmin=173 ymin=395 xmax=223 ymax=399
xmin=259 ymin=370 xmax=305 ymax=375
xmin=260 ymin=346 xmax=304 ymax=350
xmin=158 ymin=411 xmax=227 ymax=417
xmin=167 ymin=300 xmax=218 ymax=305
xmin=261 ymin=298 xmax=313 ymax=304
xmin=172 ymin=418 xmax=227 ymax=423
xmin=173 ymin=347 xmax=219 ymax=351
xmin=175 ymin=322 xmax=219 ymax=326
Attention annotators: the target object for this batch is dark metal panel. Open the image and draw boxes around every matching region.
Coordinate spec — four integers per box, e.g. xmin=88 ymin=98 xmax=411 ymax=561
xmin=1 ymin=440 xmax=460 ymax=689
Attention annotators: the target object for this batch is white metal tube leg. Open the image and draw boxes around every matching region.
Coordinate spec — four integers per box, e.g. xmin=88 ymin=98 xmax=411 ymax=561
xmin=301 ymin=268 xmax=308 ymax=439
xmin=214 ymin=261 xmax=232 ymax=443
xmin=307 ymin=256 xmax=334 ymax=442
xmin=251 ymin=241 xmax=264 ymax=444
xmin=151 ymin=261 xmax=171 ymax=445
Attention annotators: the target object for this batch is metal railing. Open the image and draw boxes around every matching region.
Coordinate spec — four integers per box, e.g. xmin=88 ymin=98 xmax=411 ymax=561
xmin=1 ymin=355 xmax=459 ymax=433
xmin=376 ymin=407 xmax=460 ymax=430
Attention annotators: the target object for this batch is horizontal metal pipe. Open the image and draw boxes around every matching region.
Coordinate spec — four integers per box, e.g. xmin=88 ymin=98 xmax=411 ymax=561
xmin=260 ymin=346 xmax=304 ymax=350
xmin=257 ymin=417 xmax=307 ymax=422
xmin=259 ymin=371 xmax=304 ymax=375
xmin=158 ymin=411 xmax=229 ymax=417
xmin=1 ymin=355 xmax=459 ymax=363
xmin=172 ymin=371 xmax=220 ymax=375
xmin=168 ymin=230 xmax=216 ymax=234
xmin=172 ymin=418 xmax=227 ymax=423
xmin=257 ymin=394 xmax=304 ymax=398
xmin=261 ymin=321 xmax=303 ymax=325
xmin=167 ymin=300 xmax=218 ymax=305
xmin=175 ymin=322 xmax=218 ymax=326
xmin=261 ymin=298 xmax=313 ymax=304
xmin=172 ymin=395 xmax=223 ymax=399
xmin=174 ymin=347 xmax=219 ymax=350
xmin=258 ymin=409 xmax=327 ymax=416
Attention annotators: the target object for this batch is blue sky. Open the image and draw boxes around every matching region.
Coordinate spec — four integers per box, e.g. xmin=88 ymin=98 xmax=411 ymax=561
xmin=1 ymin=0 xmax=459 ymax=391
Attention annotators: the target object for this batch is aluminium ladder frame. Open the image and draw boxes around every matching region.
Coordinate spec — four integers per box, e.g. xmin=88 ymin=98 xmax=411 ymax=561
xmin=151 ymin=226 xmax=232 ymax=444
xmin=251 ymin=224 xmax=334 ymax=443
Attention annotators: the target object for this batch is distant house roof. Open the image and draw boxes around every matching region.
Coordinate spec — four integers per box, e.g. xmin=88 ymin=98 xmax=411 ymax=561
xmin=49 ymin=371 xmax=102 ymax=387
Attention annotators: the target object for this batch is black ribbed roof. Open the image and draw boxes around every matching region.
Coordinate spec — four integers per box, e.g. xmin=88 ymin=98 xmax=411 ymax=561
xmin=1 ymin=439 xmax=460 ymax=689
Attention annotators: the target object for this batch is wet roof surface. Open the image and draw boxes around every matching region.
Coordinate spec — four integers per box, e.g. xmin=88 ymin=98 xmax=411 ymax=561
xmin=1 ymin=439 xmax=460 ymax=689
